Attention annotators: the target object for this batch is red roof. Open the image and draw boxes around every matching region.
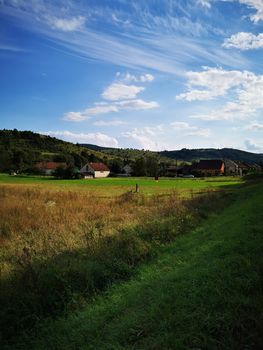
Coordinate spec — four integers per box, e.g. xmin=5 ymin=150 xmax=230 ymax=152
xmin=35 ymin=162 xmax=66 ymax=170
xmin=197 ymin=160 xmax=224 ymax=170
xmin=89 ymin=162 xmax=109 ymax=171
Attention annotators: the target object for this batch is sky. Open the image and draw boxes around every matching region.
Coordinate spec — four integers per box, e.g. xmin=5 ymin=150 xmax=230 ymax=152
xmin=0 ymin=0 xmax=263 ymax=152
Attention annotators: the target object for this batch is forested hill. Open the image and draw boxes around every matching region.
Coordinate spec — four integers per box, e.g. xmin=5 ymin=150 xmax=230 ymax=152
xmin=81 ymin=144 xmax=263 ymax=164
xmin=159 ymin=148 xmax=263 ymax=163
xmin=0 ymin=129 xmax=114 ymax=172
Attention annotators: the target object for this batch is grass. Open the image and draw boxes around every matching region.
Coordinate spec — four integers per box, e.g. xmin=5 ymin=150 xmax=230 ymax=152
xmin=0 ymin=173 xmax=242 ymax=196
xmin=9 ymin=180 xmax=263 ymax=350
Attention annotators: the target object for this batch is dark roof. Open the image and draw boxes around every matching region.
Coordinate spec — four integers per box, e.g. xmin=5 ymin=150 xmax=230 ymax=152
xmin=89 ymin=162 xmax=110 ymax=171
xmin=234 ymin=161 xmax=251 ymax=169
xmin=197 ymin=159 xmax=224 ymax=170
xmin=35 ymin=162 xmax=66 ymax=170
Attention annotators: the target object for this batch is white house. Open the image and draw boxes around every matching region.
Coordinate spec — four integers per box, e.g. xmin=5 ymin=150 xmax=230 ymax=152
xmin=80 ymin=162 xmax=110 ymax=178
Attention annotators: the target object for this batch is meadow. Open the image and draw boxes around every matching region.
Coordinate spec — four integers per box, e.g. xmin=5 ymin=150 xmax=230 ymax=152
xmin=0 ymin=173 xmax=242 ymax=196
xmin=1 ymin=174 xmax=262 ymax=349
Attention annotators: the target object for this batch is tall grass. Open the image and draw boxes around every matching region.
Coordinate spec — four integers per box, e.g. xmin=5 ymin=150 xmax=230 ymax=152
xmin=0 ymin=185 xmax=232 ymax=345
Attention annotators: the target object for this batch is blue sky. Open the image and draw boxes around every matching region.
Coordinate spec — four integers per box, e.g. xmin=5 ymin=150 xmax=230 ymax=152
xmin=1 ymin=0 xmax=263 ymax=151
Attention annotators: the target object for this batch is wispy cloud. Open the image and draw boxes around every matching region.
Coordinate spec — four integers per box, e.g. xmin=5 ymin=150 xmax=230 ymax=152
xmin=170 ymin=121 xmax=210 ymax=137
xmin=1 ymin=0 xmax=247 ymax=75
xmin=244 ymin=138 xmax=263 ymax=151
xmin=93 ymin=120 xmax=128 ymax=126
xmin=0 ymin=43 xmax=25 ymax=52
xmin=46 ymin=15 xmax=85 ymax=32
xmin=245 ymin=121 xmax=263 ymax=130
xmin=40 ymin=130 xmax=119 ymax=147
xmin=64 ymin=99 xmax=159 ymax=122
xmin=239 ymin=0 xmax=263 ymax=23
xmin=122 ymin=125 xmax=164 ymax=150
xmin=197 ymin=0 xmax=212 ymax=8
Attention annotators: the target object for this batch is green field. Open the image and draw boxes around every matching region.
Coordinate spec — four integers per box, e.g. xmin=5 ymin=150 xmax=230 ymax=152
xmin=0 ymin=173 xmax=242 ymax=196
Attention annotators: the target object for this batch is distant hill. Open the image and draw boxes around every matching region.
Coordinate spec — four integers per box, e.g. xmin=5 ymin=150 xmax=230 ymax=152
xmin=81 ymin=144 xmax=263 ymax=164
xmin=159 ymin=148 xmax=263 ymax=163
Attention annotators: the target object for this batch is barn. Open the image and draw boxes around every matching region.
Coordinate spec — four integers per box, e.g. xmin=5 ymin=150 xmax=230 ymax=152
xmin=196 ymin=160 xmax=225 ymax=177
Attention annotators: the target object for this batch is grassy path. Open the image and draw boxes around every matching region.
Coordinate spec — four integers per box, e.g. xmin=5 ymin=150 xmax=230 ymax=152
xmin=8 ymin=182 xmax=263 ymax=350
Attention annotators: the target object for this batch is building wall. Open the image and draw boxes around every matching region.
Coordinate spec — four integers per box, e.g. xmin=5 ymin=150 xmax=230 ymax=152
xmin=94 ymin=171 xmax=110 ymax=178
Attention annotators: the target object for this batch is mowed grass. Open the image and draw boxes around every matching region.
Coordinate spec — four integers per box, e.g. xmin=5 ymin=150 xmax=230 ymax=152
xmin=0 ymin=173 xmax=242 ymax=196
xmin=16 ymin=180 xmax=263 ymax=350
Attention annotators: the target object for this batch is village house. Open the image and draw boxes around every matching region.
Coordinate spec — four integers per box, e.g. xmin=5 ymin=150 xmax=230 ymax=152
xmin=196 ymin=159 xmax=225 ymax=177
xmin=80 ymin=162 xmax=110 ymax=178
xmin=35 ymin=161 xmax=66 ymax=175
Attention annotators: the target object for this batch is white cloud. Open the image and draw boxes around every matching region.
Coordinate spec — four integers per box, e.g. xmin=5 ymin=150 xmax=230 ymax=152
xmin=116 ymin=99 xmax=159 ymax=110
xmin=40 ymin=130 xmax=118 ymax=147
xmin=191 ymin=101 xmax=256 ymax=121
xmin=177 ymin=66 xmax=263 ymax=121
xmin=116 ymin=72 xmax=155 ymax=83
xmin=245 ymin=121 xmax=263 ymax=130
xmin=63 ymin=99 xmax=159 ymax=122
xmin=139 ymin=74 xmax=155 ymax=82
xmin=197 ymin=0 xmax=212 ymax=8
xmin=176 ymin=67 xmax=255 ymax=101
xmin=122 ymin=126 xmax=164 ymax=150
xmin=244 ymin=139 xmax=263 ymax=151
xmin=101 ymin=83 xmax=144 ymax=101
xmin=63 ymin=112 xmax=87 ymax=122
xmin=46 ymin=15 xmax=85 ymax=32
xmin=239 ymin=0 xmax=263 ymax=23
xmin=171 ymin=122 xmax=193 ymax=130
xmin=93 ymin=120 xmax=128 ymax=126
xmin=170 ymin=121 xmax=210 ymax=137
xmin=223 ymin=32 xmax=263 ymax=50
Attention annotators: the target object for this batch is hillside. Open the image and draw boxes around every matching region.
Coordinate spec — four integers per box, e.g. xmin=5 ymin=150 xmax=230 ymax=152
xmin=0 ymin=129 xmax=115 ymax=173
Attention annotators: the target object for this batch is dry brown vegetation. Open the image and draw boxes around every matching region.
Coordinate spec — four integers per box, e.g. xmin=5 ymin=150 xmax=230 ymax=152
xmin=0 ymin=186 xmax=180 ymax=273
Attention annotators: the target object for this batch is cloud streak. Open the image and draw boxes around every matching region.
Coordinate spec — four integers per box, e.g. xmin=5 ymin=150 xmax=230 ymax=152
xmin=64 ymin=99 xmax=159 ymax=122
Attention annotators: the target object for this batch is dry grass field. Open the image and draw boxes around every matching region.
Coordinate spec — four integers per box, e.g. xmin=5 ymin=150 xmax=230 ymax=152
xmin=0 ymin=178 xmax=234 ymax=346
